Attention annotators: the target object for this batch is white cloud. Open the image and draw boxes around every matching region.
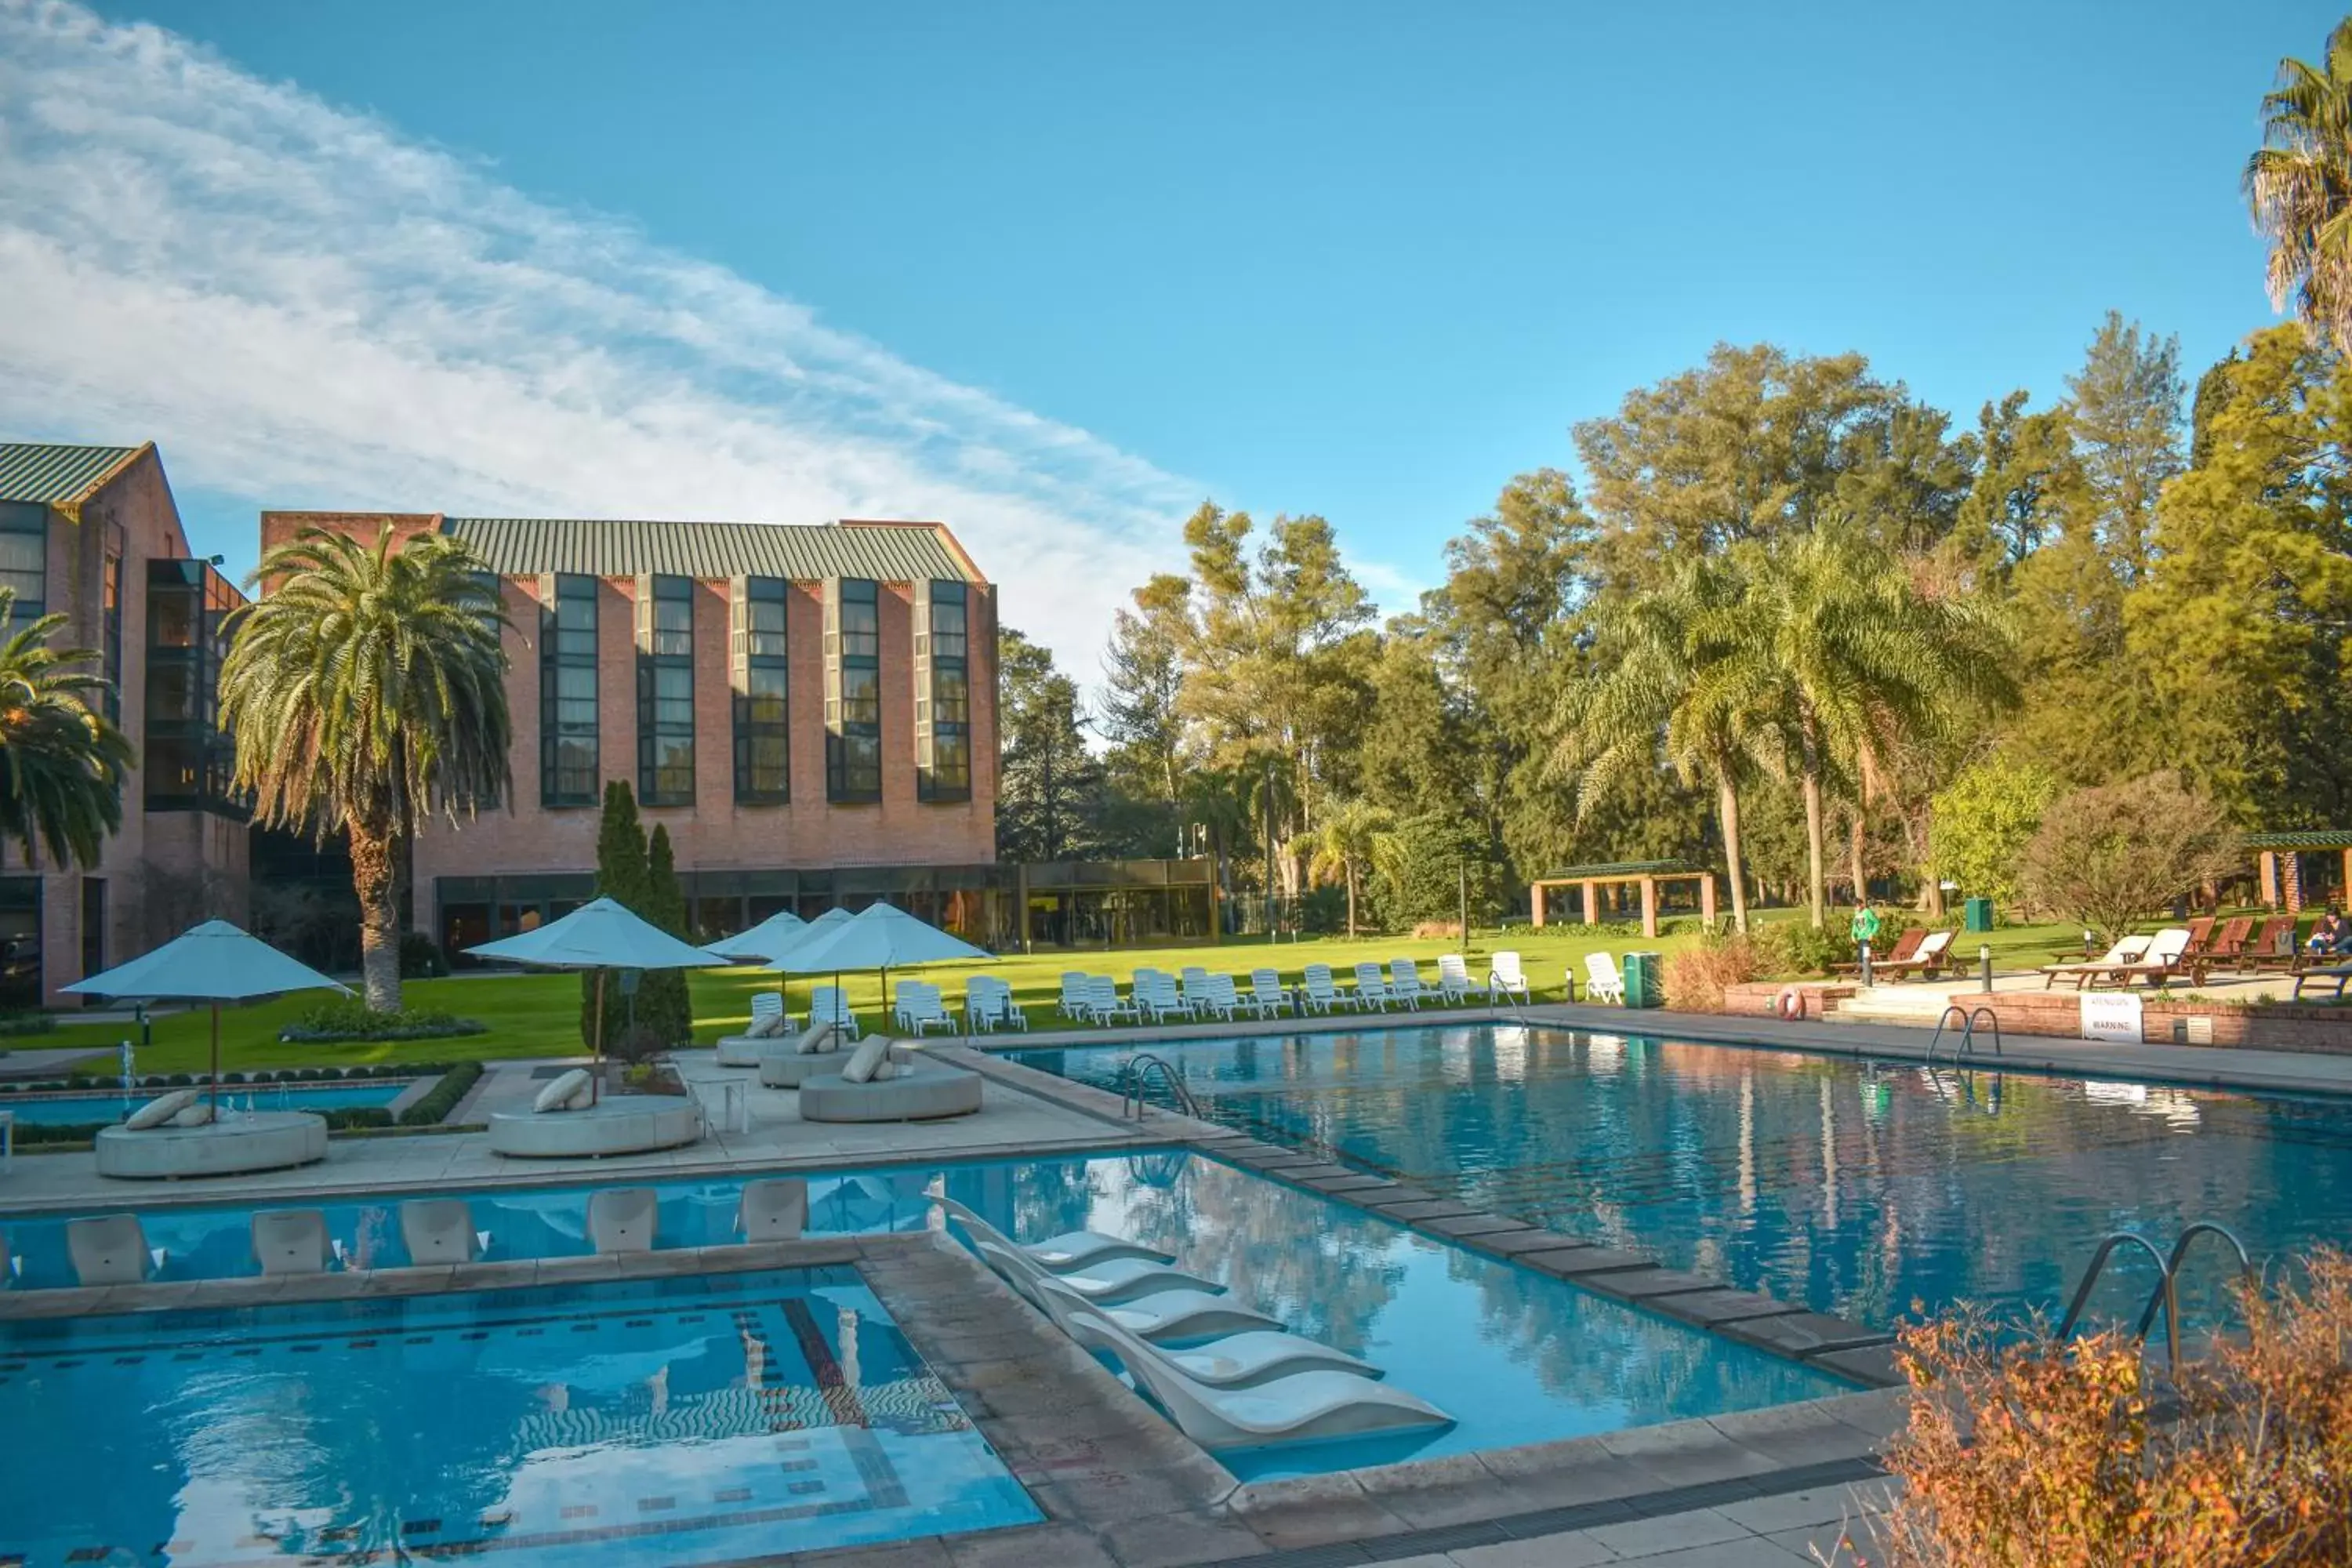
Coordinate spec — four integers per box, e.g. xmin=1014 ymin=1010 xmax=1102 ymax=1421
xmin=0 ymin=0 xmax=1200 ymax=665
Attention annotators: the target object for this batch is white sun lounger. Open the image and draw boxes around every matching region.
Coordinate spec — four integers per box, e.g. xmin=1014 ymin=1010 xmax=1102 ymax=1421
xmin=969 ymin=1235 xmax=1281 ymax=1342
xmin=894 ymin=982 xmax=957 ymax=1036
xmin=937 ymin=1194 xmax=1174 ymax=1271
xmin=1436 ymin=954 xmax=1475 ymax=1004
xmin=1084 ymin=975 xmax=1139 ymax=1025
xmin=1584 ymin=952 xmax=1624 ymax=1004
xmin=1027 ymin=1272 xmax=1378 ymax=1388
xmin=1301 ymin=964 xmax=1344 ymax=1014
xmin=400 ymin=1199 xmax=486 ymax=1264
xmin=586 ymin=1187 xmax=659 ymax=1254
xmin=68 ymin=1214 xmax=163 ymax=1285
xmin=1060 ymin=1300 xmax=1450 ymax=1449
xmin=1247 ymin=969 xmax=1294 ymax=1018
xmin=252 ymin=1208 xmax=334 ymax=1276
xmin=1487 ymin=950 xmax=1531 ymax=1004
xmin=1388 ymin=958 xmax=1428 ymax=1008
xmin=1058 ymin=971 xmax=1092 ymax=1020
xmin=808 ymin=985 xmax=863 ymax=1039
xmin=1352 ymin=961 xmax=1396 ymax=1011
xmin=967 ymin=976 xmax=1027 ymax=1032
xmin=739 ymin=1178 xmax=809 ymax=1242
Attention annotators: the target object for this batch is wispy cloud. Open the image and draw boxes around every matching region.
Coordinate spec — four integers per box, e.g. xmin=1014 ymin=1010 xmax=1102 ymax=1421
xmin=0 ymin=0 xmax=1200 ymax=663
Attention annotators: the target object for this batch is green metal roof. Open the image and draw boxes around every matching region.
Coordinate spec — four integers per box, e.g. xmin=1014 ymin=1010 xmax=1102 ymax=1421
xmin=2246 ymin=829 xmax=2352 ymax=851
xmin=0 ymin=443 xmax=142 ymax=506
xmin=443 ymin=517 xmax=982 ymax=583
xmin=1534 ymin=860 xmax=1699 ymax=880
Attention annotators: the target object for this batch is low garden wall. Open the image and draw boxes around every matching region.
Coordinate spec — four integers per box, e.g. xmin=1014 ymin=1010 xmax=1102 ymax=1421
xmin=1720 ymin=982 xmax=2352 ymax=1055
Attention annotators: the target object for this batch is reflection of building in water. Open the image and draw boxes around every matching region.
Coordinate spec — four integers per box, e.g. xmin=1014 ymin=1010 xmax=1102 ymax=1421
xmin=1491 ymin=1025 xmax=1529 ymax=1082
xmin=1584 ymin=1034 xmax=1625 ymax=1075
xmin=1439 ymin=1027 xmax=1475 ymax=1084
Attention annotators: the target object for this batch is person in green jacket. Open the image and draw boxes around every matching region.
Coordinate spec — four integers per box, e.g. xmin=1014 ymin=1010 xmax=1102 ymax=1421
xmin=1850 ymin=901 xmax=1882 ymax=981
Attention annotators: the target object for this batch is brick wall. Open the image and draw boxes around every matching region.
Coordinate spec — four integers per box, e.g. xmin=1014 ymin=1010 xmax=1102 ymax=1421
xmin=1718 ymin=983 xmax=2352 ymax=1057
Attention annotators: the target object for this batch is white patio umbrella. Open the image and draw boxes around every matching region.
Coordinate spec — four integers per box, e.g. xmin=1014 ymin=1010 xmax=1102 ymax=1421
xmin=700 ymin=908 xmax=807 ymax=965
xmin=466 ymin=896 xmax=719 ymax=1103
xmin=774 ymin=901 xmax=995 ymax=1033
xmin=62 ymin=920 xmax=350 ymax=1109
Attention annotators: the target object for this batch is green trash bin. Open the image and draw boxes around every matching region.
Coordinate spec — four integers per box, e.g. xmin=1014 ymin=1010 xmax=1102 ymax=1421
xmin=1621 ymin=951 xmax=1664 ymax=1009
xmin=1963 ymin=896 xmax=1994 ymax=933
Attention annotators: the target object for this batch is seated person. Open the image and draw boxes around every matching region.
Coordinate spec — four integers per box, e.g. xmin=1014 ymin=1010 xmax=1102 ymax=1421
xmin=2307 ymin=907 xmax=2349 ymax=956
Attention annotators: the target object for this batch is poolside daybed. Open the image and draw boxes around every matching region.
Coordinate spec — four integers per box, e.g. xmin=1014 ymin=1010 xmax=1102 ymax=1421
xmin=797 ymin=1038 xmax=982 ymax=1123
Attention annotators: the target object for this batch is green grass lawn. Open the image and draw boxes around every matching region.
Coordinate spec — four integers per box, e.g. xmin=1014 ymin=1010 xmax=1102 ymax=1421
xmin=0 ymin=910 xmax=2116 ymax=1079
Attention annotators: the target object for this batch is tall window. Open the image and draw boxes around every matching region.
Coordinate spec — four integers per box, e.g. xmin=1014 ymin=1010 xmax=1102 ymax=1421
xmin=825 ymin=578 xmax=881 ymax=802
xmin=916 ymin=580 xmax=971 ymax=802
xmin=732 ymin=577 xmax=789 ymax=803
xmin=540 ymin=574 xmax=598 ymax=807
xmin=637 ymin=575 xmax=695 ymax=805
xmin=143 ymin=560 xmax=240 ymax=815
xmin=0 ymin=503 xmax=45 ymax=630
xmin=100 ymin=538 xmax=122 ymax=722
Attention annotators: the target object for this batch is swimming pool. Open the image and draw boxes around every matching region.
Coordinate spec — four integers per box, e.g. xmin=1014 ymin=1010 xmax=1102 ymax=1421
xmin=1006 ymin=1024 xmax=2352 ymax=1330
xmin=0 ymin=1081 xmax=408 ymax=1126
xmin=0 ymin=1266 xmax=1036 ymax=1567
xmin=0 ymin=1149 xmax=1841 ymax=1483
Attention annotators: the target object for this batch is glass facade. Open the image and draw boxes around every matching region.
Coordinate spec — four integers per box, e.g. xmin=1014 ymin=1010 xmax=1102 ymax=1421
xmin=731 ymin=576 xmax=789 ymax=803
xmin=0 ymin=877 xmax=38 ymax=1012
xmin=916 ymin=579 xmax=971 ymax=802
xmin=637 ymin=575 xmax=695 ymax=805
xmin=0 ymin=503 xmax=45 ymax=629
xmin=143 ymin=560 xmax=241 ymax=815
xmin=825 ymin=578 xmax=882 ymax=802
xmin=539 ymin=574 xmax=598 ymax=807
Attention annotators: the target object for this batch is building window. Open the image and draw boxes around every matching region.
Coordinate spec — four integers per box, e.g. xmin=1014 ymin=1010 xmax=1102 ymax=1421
xmin=100 ymin=541 xmax=122 ymax=722
xmin=825 ymin=578 xmax=882 ymax=802
xmin=916 ymin=580 xmax=972 ymax=802
xmin=80 ymin=877 xmax=105 ymax=982
xmin=0 ymin=503 xmax=45 ymax=629
xmin=540 ymin=574 xmax=598 ymax=807
xmin=732 ymin=577 xmax=789 ymax=803
xmin=637 ymin=575 xmax=695 ymax=805
xmin=0 ymin=877 xmax=38 ymax=1011
xmin=143 ymin=560 xmax=241 ymax=815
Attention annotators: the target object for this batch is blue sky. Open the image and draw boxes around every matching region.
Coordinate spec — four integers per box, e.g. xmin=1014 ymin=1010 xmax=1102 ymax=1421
xmin=2 ymin=0 xmax=2340 ymax=662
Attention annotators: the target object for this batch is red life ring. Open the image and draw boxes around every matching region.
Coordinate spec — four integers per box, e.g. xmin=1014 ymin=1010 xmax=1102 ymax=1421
xmin=1777 ymin=986 xmax=1805 ymax=1021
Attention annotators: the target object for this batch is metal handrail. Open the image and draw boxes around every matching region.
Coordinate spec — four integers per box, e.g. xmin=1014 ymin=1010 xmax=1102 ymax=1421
xmin=1925 ymin=1006 xmax=1969 ymax=1069
xmin=1118 ymin=1053 xmax=1201 ymax=1120
xmin=1926 ymin=1004 xmax=2004 ymax=1071
xmin=2057 ymin=1230 xmax=2181 ymax=1370
xmin=1965 ymin=1007 xmax=2004 ymax=1059
xmin=2136 ymin=1221 xmax=2253 ymax=1344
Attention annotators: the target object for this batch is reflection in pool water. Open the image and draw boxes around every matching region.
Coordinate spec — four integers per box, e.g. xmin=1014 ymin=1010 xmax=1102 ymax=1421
xmin=1007 ymin=1025 xmax=2352 ymax=1331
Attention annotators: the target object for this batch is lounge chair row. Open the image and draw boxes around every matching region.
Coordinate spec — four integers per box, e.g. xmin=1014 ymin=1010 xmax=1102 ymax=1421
xmin=938 ymin=1196 xmax=1450 ymax=1450
xmin=2041 ymin=916 xmax=2327 ymax=991
xmin=1055 ymin=954 xmax=1533 ymax=1027
xmin=2 ymin=1181 xmax=814 ymax=1287
xmin=886 ymin=977 xmax=1028 ymax=1034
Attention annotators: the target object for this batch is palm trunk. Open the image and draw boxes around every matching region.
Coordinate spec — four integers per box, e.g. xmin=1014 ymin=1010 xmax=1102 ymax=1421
xmin=1715 ymin=768 xmax=1750 ymax=933
xmin=1798 ymin=710 xmax=1827 ymax=929
xmin=1345 ymin=862 xmax=1358 ymax=938
xmin=1847 ymin=810 xmax=1867 ymax=908
xmin=349 ymin=819 xmax=401 ymax=1012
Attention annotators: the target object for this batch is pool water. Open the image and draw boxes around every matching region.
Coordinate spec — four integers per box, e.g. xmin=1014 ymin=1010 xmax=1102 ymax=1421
xmin=1 ymin=1082 xmax=408 ymax=1126
xmin=1007 ymin=1025 xmax=2352 ymax=1331
xmin=0 ymin=1267 xmax=1037 ymax=1567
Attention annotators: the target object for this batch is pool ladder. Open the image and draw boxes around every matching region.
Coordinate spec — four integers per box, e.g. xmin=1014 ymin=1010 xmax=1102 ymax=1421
xmin=1117 ymin=1053 xmax=1202 ymax=1121
xmin=2055 ymin=1221 xmax=2256 ymax=1370
xmin=1925 ymin=1004 xmax=2002 ymax=1070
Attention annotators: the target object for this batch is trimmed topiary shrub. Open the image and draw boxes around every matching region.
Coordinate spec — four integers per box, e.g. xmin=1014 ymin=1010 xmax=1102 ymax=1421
xmin=397 ymin=1060 xmax=485 ymax=1127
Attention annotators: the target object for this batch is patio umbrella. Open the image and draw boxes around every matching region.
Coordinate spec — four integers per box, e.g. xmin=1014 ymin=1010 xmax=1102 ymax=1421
xmin=466 ymin=896 xmax=718 ymax=1104
xmin=61 ymin=920 xmax=350 ymax=1110
xmin=700 ymin=908 xmax=807 ymax=965
xmin=774 ymin=901 xmax=994 ymax=1033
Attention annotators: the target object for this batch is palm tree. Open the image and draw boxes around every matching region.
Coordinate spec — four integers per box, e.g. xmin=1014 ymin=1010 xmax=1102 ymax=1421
xmin=220 ymin=526 xmax=510 ymax=1011
xmin=2247 ymin=20 xmax=2352 ymax=356
xmin=1739 ymin=525 xmax=2013 ymax=927
xmin=1294 ymin=799 xmax=1396 ymax=937
xmin=0 ymin=590 xmax=133 ymax=871
xmin=1559 ymin=557 xmax=1768 ymax=931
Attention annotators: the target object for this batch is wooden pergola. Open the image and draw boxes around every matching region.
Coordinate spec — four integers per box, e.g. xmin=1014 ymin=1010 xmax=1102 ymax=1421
xmin=2249 ymin=829 xmax=2352 ymax=913
xmin=1529 ymin=860 xmax=1716 ymax=939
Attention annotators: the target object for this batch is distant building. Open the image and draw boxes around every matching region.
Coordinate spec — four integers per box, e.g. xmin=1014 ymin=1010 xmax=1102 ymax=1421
xmin=0 ymin=442 xmax=248 ymax=1007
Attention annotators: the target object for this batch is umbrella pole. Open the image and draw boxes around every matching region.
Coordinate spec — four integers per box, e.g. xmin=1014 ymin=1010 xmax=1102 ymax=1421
xmin=209 ymin=1001 xmax=221 ymax=1112
xmin=591 ymin=967 xmax=605 ymax=1107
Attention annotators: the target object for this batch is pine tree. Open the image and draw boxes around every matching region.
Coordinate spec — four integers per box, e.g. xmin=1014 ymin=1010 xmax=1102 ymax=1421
xmin=637 ymin=824 xmax=695 ymax=1045
xmin=582 ymin=780 xmax=649 ymax=1052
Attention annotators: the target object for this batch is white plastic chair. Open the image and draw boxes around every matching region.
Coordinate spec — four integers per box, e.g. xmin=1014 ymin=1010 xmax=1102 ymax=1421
xmin=1300 ymin=964 xmax=1343 ymax=1014
xmin=896 ymin=982 xmax=956 ymax=1036
xmin=1138 ymin=971 xmax=1196 ymax=1023
xmin=1085 ymin=975 xmax=1138 ymax=1025
xmin=1388 ymin=958 xmax=1428 ymax=1009
xmin=966 ymin=976 xmax=1026 ymax=1032
xmin=1352 ymin=961 xmax=1395 ymax=1011
xmin=1487 ymin=950 xmax=1530 ymax=1004
xmin=1179 ymin=966 xmax=1212 ymax=1007
xmin=1247 ymin=969 xmax=1294 ymax=1018
xmin=1436 ymin=954 xmax=1475 ymax=1004
xmin=1196 ymin=974 xmax=1241 ymax=1021
xmin=808 ymin=985 xmax=863 ymax=1039
xmin=1058 ymin=971 xmax=1091 ymax=1020
xmin=1583 ymin=952 xmax=1624 ymax=1004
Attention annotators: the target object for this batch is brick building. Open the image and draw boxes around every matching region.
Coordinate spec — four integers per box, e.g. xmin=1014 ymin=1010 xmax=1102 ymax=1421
xmin=0 ymin=442 xmax=249 ymax=1008
xmin=256 ymin=509 xmax=1022 ymax=956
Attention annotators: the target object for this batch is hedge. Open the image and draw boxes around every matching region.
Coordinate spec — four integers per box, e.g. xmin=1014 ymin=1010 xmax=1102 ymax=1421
xmin=397 ymin=1061 xmax=484 ymax=1127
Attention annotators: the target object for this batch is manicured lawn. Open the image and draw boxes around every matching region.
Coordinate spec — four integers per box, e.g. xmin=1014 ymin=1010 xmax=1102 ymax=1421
xmin=0 ymin=910 xmax=2127 ymax=1079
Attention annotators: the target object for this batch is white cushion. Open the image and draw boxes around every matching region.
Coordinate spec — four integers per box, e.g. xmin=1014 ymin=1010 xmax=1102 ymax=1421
xmin=125 ymin=1089 xmax=198 ymax=1131
xmin=172 ymin=1102 xmax=216 ymax=1127
xmin=840 ymin=1035 xmax=896 ymax=1085
xmin=746 ymin=1010 xmax=786 ymax=1039
xmin=533 ymin=1069 xmax=593 ymax=1113
xmin=795 ymin=1022 xmax=840 ymax=1056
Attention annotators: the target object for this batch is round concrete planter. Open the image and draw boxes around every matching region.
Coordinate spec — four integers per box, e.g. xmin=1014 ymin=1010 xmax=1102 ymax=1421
xmin=94 ymin=1110 xmax=330 ymax=1180
xmin=486 ymin=1097 xmax=703 ymax=1158
xmin=798 ymin=1064 xmax=982 ymax=1123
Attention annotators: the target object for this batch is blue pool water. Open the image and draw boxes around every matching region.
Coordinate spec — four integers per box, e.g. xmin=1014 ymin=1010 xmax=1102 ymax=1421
xmin=0 ymin=1082 xmax=407 ymax=1126
xmin=0 ymin=1267 xmax=1037 ymax=1567
xmin=1007 ymin=1025 xmax=2352 ymax=1330
xmin=0 ymin=1149 xmax=1838 ymax=1486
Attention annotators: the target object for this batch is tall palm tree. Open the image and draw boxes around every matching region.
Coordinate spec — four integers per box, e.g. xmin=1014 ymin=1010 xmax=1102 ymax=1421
xmin=220 ymin=527 xmax=510 ymax=1011
xmin=1293 ymin=798 xmax=1396 ymax=938
xmin=0 ymin=590 xmax=133 ymax=871
xmin=1739 ymin=525 xmax=2014 ymax=927
xmin=2247 ymin=20 xmax=2352 ymax=356
xmin=1559 ymin=557 xmax=1769 ymax=931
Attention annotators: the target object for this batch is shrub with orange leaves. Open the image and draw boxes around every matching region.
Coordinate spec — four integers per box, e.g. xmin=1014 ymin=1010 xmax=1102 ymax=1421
xmin=1862 ymin=1248 xmax=2352 ymax=1567
xmin=1661 ymin=932 xmax=1760 ymax=1012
